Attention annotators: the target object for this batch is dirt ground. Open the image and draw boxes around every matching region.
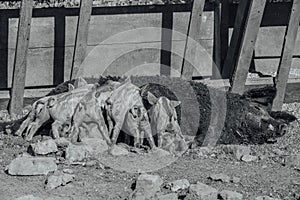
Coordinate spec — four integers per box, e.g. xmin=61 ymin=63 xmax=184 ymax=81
xmin=0 ymin=107 xmax=299 ymax=200
xmin=0 ymin=77 xmax=299 ymax=200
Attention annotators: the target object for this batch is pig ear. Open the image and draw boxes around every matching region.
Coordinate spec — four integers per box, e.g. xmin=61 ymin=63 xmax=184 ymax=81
xmin=170 ymin=100 xmax=181 ymax=108
xmin=147 ymin=92 xmax=158 ymax=105
xmin=68 ymin=84 xmax=75 ymax=91
xmin=75 ymin=77 xmax=88 ymax=88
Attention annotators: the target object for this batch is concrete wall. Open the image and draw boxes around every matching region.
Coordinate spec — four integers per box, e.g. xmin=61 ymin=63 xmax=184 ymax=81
xmin=4 ymin=10 xmax=300 ymax=88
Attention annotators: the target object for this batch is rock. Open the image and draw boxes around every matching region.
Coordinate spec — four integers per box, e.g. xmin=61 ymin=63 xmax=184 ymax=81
xmin=241 ymin=154 xmax=258 ymax=162
xmin=81 ymin=138 xmax=109 ymax=155
xmin=188 ymin=182 xmax=218 ymax=200
xmin=219 ymin=190 xmax=243 ymax=200
xmin=15 ymin=195 xmax=42 ymax=200
xmin=83 ymin=160 xmax=97 ymax=167
xmin=222 ymin=145 xmax=251 ymax=160
xmin=208 ymin=173 xmax=231 ymax=183
xmin=6 ymin=154 xmax=57 ymax=176
xmin=62 ymin=169 xmax=74 ymax=174
xmin=109 ymin=144 xmax=129 ymax=156
xmin=65 ymin=144 xmax=90 ymax=163
xmin=167 ymin=179 xmax=190 ymax=192
xmin=230 ymin=177 xmax=241 ymax=184
xmin=155 ymin=192 xmax=178 ymax=200
xmin=45 ymin=172 xmax=75 ymax=190
xmin=129 ymin=174 xmax=163 ymax=200
xmin=29 ymin=139 xmax=58 ymax=155
xmin=0 ymin=140 xmax=3 ymax=146
xmin=284 ymin=154 xmax=300 ymax=170
xmin=255 ymin=196 xmax=281 ymax=200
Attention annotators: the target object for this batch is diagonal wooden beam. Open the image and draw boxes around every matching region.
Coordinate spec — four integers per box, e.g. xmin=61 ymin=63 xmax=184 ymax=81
xmin=181 ymin=0 xmax=205 ymax=79
xmin=272 ymin=0 xmax=300 ymax=111
xmin=230 ymin=0 xmax=266 ymax=95
xmin=9 ymin=0 xmax=33 ymax=115
xmin=70 ymin=0 xmax=93 ymax=80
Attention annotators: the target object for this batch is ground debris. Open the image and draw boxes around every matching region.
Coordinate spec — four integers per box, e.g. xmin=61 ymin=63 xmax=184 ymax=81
xmin=219 ymin=190 xmax=243 ymax=200
xmin=5 ymin=154 xmax=57 ymax=176
xmin=29 ymin=139 xmax=58 ymax=155
xmin=187 ymin=182 xmax=218 ymax=200
xmin=129 ymin=174 xmax=163 ymax=200
xmin=45 ymin=171 xmax=75 ymax=190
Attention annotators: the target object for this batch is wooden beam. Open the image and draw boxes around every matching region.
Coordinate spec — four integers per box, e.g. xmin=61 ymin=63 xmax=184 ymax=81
xmin=220 ymin=0 xmax=229 ymax=77
xmin=212 ymin=0 xmax=222 ymax=79
xmin=160 ymin=9 xmax=173 ymax=76
xmin=9 ymin=0 xmax=33 ymax=115
xmin=230 ymin=0 xmax=266 ymax=95
xmin=181 ymin=0 xmax=205 ymax=79
xmin=70 ymin=0 xmax=93 ymax=80
xmin=272 ymin=0 xmax=300 ymax=111
xmin=221 ymin=0 xmax=251 ymax=79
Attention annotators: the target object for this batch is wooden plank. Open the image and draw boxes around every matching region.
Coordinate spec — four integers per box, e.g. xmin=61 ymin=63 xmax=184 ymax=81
xmin=0 ymin=16 xmax=8 ymax=89
xmin=160 ymin=9 xmax=173 ymax=76
xmin=9 ymin=0 xmax=33 ymax=115
xmin=230 ymin=0 xmax=266 ymax=95
xmin=70 ymin=0 xmax=93 ymax=79
xmin=272 ymin=0 xmax=300 ymax=111
xmin=221 ymin=0 xmax=251 ymax=79
xmin=220 ymin=0 xmax=229 ymax=76
xmin=212 ymin=0 xmax=222 ymax=79
xmin=53 ymin=12 xmax=65 ymax=85
xmin=181 ymin=0 xmax=205 ymax=79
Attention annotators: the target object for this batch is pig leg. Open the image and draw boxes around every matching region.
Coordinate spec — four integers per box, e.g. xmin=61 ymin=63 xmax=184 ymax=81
xmin=15 ymin=114 xmax=34 ymax=136
xmin=110 ymin=122 xmax=122 ymax=145
xmin=25 ymin=118 xmax=48 ymax=141
xmin=133 ymin=130 xmax=140 ymax=148
xmin=51 ymin=121 xmax=63 ymax=139
xmin=157 ymin=132 xmax=163 ymax=148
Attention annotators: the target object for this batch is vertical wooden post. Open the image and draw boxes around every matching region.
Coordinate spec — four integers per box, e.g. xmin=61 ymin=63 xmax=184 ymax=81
xmin=221 ymin=0 xmax=251 ymax=79
xmin=160 ymin=9 xmax=173 ymax=76
xmin=220 ymin=0 xmax=229 ymax=78
xmin=181 ymin=0 xmax=205 ymax=79
xmin=70 ymin=0 xmax=93 ymax=80
xmin=272 ymin=0 xmax=300 ymax=111
xmin=230 ymin=0 xmax=266 ymax=95
xmin=212 ymin=0 xmax=221 ymax=79
xmin=0 ymin=16 xmax=9 ymax=89
xmin=9 ymin=0 xmax=33 ymax=115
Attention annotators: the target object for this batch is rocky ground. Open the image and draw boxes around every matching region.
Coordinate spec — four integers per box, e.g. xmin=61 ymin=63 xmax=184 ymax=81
xmin=0 ymin=102 xmax=299 ymax=200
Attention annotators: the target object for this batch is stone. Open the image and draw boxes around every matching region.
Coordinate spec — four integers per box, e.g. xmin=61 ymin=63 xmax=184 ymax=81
xmin=6 ymin=154 xmax=57 ymax=176
xmin=155 ymin=192 xmax=178 ymax=200
xmin=81 ymin=138 xmax=109 ymax=155
xmin=219 ymin=190 xmax=243 ymax=200
xmin=65 ymin=144 xmax=90 ymax=163
xmin=83 ymin=160 xmax=97 ymax=167
xmin=129 ymin=174 xmax=163 ymax=200
xmin=222 ymin=145 xmax=251 ymax=160
xmin=188 ymin=182 xmax=218 ymax=200
xmin=62 ymin=169 xmax=74 ymax=174
xmin=29 ymin=139 xmax=58 ymax=155
xmin=208 ymin=173 xmax=231 ymax=183
xmin=0 ymin=140 xmax=3 ymax=146
xmin=167 ymin=179 xmax=190 ymax=192
xmin=241 ymin=154 xmax=258 ymax=162
xmin=255 ymin=196 xmax=281 ymax=200
xmin=284 ymin=154 xmax=300 ymax=170
xmin=45 ymin=172 xmax=75 ymax=190
xmin=231 ymin=177 xmax=241 ymax=184
xmin=109 ymin=144 xmax=129 ymax=156
xmin=15 ymin=195 xmax=42 ymax=200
